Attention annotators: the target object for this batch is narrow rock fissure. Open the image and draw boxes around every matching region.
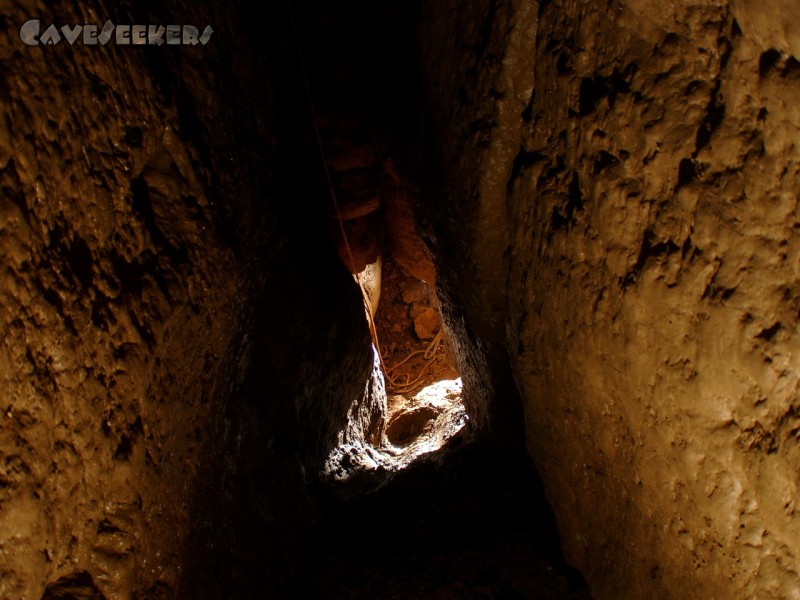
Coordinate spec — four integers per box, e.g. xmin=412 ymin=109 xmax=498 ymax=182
xmin=291 ymin=1 xmax=591 ymax=597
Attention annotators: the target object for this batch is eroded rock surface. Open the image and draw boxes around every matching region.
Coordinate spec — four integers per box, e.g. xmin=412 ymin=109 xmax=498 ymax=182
xmin=0 ymin=2 xmax=373 ymax=598
xmin=423 ymin=1 xmax=800 ymax=598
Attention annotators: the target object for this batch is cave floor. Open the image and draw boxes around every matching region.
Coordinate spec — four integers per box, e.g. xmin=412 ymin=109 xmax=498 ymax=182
xmin=304 ymin=443 xmax=593 ymax=599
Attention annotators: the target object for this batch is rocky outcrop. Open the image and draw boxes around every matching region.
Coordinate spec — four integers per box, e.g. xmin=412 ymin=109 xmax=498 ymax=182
xmin=423 ymin=1 xmax=800 ymax=597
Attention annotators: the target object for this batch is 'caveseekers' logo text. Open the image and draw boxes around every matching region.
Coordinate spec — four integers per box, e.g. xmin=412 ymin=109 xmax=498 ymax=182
xmin=20 ymin=19 xmax=214 ymax=46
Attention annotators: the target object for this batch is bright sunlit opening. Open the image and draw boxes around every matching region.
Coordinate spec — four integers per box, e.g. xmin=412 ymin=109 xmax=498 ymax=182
xmin=323 ymin=368 xmax=468 ymax=485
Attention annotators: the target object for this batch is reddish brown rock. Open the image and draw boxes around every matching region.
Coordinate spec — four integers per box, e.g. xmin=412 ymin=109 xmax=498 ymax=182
xmin=412 ymin=306 xmax=441 ymax=340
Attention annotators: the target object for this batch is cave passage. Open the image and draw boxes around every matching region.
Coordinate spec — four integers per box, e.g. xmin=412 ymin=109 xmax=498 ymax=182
xmin=8 ymin=0 xmax=800 ymax=597
xmin=2 ymin=0 xmax=588 ymax=597
xmin=292 ymin=1 xmax=591 ymax=597
xmin=295 ymin=0 xmax=472 ymax=483
xmin=318 ymin=139 xmax=472 ymax=480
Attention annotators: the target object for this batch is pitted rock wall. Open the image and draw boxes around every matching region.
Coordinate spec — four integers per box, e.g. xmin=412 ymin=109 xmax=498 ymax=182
xmin=0 ymin=2 xmax=371 ymax=598
xmin=423 ymin=1 xmax=800 ymax=597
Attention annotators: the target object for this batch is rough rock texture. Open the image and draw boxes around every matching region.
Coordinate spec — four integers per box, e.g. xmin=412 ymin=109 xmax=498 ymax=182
xmin=322 ymin=376 xmax=469 ymax=497
xmin=309 ymin=443 xmax=591 ymax=599
xmin=0 ymin=2 xmax=372 ymax=598
xmin=423 ymin=1 xmax=800 ymax=598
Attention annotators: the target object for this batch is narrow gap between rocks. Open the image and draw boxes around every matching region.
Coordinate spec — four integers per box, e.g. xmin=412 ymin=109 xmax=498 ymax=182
xmin=318 ymin=132 xmax=470 ymax=481
xmin=300 ymin=3 xmax=470 ymax=484
xmin=292 ymin=1 xmax=593 ymax=597
xmin=5 ymin=1 xmax=593 ymax=597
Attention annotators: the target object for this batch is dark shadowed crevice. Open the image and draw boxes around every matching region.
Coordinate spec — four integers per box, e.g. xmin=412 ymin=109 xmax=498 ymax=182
xmin=40 ymin=571 xmax=106 ymax=600
xmin=6 ymin=1 xmax=579 ymax=598
xmin=283 ymin=1 xmax=589 ymax=597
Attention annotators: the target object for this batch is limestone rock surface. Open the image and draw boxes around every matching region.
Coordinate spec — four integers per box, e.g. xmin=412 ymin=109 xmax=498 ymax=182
xmin=423 ymin=1 xmax=800 ymax=597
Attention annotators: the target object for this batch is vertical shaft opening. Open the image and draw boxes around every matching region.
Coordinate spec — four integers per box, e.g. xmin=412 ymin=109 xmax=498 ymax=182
xmin=290 ymin=0 xmax=472 ymax=482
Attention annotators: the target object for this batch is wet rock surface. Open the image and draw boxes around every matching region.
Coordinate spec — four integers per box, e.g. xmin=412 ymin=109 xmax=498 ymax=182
xmin=307 ymin=443 xmax=592 ymax=599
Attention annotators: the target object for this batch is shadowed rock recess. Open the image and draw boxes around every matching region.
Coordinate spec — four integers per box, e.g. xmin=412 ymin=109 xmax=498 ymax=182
xmin=2 ymin=0 xmax=800 ymax=598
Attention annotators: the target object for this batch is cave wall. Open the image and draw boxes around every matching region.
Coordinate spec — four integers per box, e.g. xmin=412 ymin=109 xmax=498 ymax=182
xmin=423 ymin=1 xmax=800 ymax=598
xmin=0 ymin=2 xmax=371 ymax=598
